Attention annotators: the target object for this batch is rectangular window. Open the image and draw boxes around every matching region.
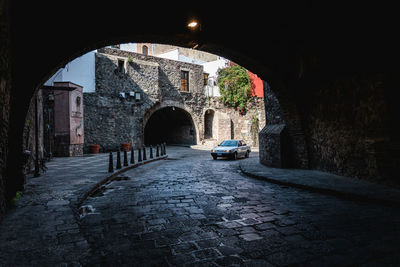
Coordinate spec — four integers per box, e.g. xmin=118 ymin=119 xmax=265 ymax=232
xmin=118 ymin=59 xmax=125 ymax=73
xmin=181 ymin=71 xmax=189 ymax=92
xmin=203 ymin=73 xmax=209 ymax=86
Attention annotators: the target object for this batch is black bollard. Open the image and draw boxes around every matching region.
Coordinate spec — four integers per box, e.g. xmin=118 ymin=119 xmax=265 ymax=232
xmin=143 ymin=146 xmax=147 ymax=160
xmin=156 ymin=144 xmax=159 ymax=157
xmin=150 ymin=145 xmax=153 ymax=159
xmin=123 ymin=150 xmax=128 ymax=166
xmin=108 ymin=152 xmax=114 ymax=172
xmin=138 ymin=147 xmax=142 ymax=162
xmin=130 ymin=146 xmax=135 ymax=164
xmin=164 ymin=142 xmax=167 ymax=154
xmin=116 ymin=150 xmax=122 ymax=169
xmin=160 ymin=143 xmax=164 ymax=156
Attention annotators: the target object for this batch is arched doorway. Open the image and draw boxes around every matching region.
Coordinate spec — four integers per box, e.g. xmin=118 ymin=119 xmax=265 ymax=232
xmin=204 ymin=109 xmax=214 ymax=139
xmin=144 ymin=106 xmax=197 ymax=146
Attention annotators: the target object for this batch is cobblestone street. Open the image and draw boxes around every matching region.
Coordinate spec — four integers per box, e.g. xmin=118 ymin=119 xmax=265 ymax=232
xmin=1 ymin=147 xmax=400 ymax=266
xmin=80 ymin=147 xmax=400 ymax=266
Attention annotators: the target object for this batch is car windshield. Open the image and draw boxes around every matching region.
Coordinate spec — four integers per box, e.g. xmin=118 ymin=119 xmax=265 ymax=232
xmin=219 ymin=140 xmax=238 ymax=147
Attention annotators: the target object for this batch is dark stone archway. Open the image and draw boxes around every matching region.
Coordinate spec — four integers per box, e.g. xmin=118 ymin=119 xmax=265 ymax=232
xmin=144 ymin=107 xmax=197 ymax=146
xmin=1 ymin=1 xmax=398 ymax=216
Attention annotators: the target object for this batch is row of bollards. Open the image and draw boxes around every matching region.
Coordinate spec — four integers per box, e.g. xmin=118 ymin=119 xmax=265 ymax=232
xmin=108 ymin=143 xmax=167 ymax=172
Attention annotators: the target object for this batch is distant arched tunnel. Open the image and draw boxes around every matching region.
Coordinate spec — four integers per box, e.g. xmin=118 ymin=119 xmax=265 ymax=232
xmin=144 ymin=107 xmax=197 ymax=146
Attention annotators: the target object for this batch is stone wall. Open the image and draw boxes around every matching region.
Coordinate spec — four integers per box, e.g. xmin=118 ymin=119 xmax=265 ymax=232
xmin=84 ymin=48 xmax=266 ymax=152
xmin=203 ymin=98 xmax=266 ymax=147
xmin=0 ymin=0 xmax=10 ymax=219
xmin=23 ymin=90 xmax=44 ymax=174
xmin=260 ymin=70 xmax=399 ymax=184
xmin=303 ymin=73 xmax=399 ymax=182
xmin=84 ymin=48 xmax=205 ymax=151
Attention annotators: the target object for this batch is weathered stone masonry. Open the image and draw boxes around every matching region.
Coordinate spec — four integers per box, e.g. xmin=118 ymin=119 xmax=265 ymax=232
xmin=84 ymin=48 xmax=205 ymax=151
xmin=84 ymin=48 xmax=265 ymax=152
xmin=0 ymin=0 xmax=10 ymax=219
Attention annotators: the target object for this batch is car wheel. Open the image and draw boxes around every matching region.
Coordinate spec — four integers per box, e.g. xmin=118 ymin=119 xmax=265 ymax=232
xmin=232 ymin=152 xmax=237 ymax=160
xmin=245 ymin=151 xmax=249 ymax=158
xmin=212 ymin=155 xmax=217 ymax=160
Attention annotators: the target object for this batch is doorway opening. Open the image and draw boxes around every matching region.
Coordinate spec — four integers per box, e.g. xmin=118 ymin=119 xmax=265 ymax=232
xmin=144 ymin=106 xmax=197 ymax=146
xmin=204 ymin=109 xmax=214 ymax=139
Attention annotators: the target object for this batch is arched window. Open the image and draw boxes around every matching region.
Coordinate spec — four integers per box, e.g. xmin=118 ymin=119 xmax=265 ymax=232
xmin=142 ymin=45 xmax=148 ymax=55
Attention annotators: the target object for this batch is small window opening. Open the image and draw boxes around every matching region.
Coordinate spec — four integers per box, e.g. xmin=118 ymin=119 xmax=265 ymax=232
xmin=142 ymin=45 xmax=148 ymax=55
xmin=118 ymin=59 xmax=125 ymax=73
xmin=203 ymin=73 xmax=209 ymax=86
xmin=181 ymin=71 xmax=189 ymax=92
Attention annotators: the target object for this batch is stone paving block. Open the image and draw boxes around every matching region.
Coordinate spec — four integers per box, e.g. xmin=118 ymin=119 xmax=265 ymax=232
xmin=240 ymin=212 xmax=259 ymax=219
xmin=47 ymin=199 xmax=70 ymax=206
xmin=254 ymin=222 xmax=275 ymax=231
xmin=239 ymin=233 xmax=263 ymax=241
xmin=217 ymin=245 xmax=244 ymax=256
xmin=274 ymin=218 xmax=297 ymax=227
xmin=239 ymin=218 xmax=261 ymax=226
xmin=147 ymin=218 xmax=167 ymax=225
xmin=217 ymin=221 xmax=243 ymax=229
xmin=195 ymin=238 xmax=221 ymax=249
xmin=193 ymin=248 xmax=222 ymax=260
xmin=172 ymin=241 xmax=199 ymax=254
xmin=215 ymin=255 xmax=245 ymax=266
xmin=190 ymin=213 xmax=207 ymax=220
xmin=166 ymin=252 xmax=197 ymax=266
xmin=237 ymin=226 xmax=257 ymax=234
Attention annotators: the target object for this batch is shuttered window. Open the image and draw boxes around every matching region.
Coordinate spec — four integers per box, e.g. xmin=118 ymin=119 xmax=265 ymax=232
xmin=181 ymin=71 xmax=189 ymax=92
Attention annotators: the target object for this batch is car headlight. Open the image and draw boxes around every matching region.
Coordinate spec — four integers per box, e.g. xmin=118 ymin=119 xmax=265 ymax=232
xmin=212 ymin=149 xmax=216 ymax=152
xmin=225 ymin=150 xmax=230 ymax=152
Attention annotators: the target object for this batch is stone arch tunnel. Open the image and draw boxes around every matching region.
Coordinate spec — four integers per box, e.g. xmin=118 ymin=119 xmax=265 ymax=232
xmin=1 ymin=1 xmax=398 ymax=218
xmin=144 ymin=106 xmax=197 ymax=146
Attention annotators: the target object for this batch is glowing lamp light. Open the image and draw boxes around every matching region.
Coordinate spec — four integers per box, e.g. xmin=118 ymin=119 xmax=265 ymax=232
xmin=187 ymin=21 xmax=198 ymax=28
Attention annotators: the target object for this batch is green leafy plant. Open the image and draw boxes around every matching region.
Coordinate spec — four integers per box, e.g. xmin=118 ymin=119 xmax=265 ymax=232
xmin=217 ymin=65 xmax=252 ymax=114
xmin=11 ymin=191 xmax=23 ymax=207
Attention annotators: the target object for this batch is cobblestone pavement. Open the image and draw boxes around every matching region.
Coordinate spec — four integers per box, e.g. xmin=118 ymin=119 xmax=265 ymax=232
xmin=1 ymin=147 xmax=400 ymax=266
xmin=79 ymin=147 xmax=400 ymax=266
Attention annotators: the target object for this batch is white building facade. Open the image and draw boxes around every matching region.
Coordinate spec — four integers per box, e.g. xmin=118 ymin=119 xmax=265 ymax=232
xmin=45 ymin=43 xmax=229 ymax=96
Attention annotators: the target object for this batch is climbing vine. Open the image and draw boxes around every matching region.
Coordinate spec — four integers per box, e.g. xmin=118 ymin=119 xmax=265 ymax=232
xmin=217 ymin=65 xmax=252 ymax=114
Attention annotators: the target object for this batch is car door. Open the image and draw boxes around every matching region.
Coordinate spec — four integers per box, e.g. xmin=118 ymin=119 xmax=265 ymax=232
xmin=238 ymin=140 xmax=244 ymax=157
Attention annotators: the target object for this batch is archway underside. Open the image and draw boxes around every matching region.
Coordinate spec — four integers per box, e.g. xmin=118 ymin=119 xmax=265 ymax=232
xmin=144 ymin=107 xmax=197 ymax=146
